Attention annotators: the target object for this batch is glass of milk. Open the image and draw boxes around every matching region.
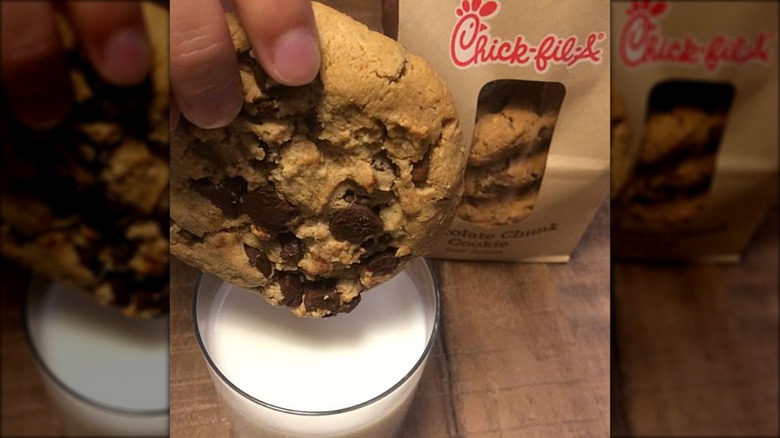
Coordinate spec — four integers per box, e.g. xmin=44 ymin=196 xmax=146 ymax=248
xmin=194 ymin=257 xmax=440 ymax=438
xmin=23 ymin=278 xmax=169 ymax=436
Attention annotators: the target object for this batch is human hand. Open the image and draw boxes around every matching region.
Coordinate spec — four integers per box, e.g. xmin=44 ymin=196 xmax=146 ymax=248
xmin=169 ymin=0 xmax=321 ymax=130
xmin=1 ymin=1 xmax=150 ymax=129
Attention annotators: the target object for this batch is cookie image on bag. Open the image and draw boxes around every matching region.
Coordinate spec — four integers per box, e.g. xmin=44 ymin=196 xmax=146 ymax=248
xmin=0 ymin=2 xmax=170 ymax=318
xmin=456 ymin=80 xmax=564 ymax=226
xmin=619 ymin=80 xmax=733 ymax=230
xmin=170 ymin=3 xmax=466 ymax=318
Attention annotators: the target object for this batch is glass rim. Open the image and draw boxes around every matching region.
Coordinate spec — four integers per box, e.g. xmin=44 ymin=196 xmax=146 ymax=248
xmin=22 ymin=277 xmax=170 ymax=417
xmin=192 ymin=256 xmax=441 ymax=417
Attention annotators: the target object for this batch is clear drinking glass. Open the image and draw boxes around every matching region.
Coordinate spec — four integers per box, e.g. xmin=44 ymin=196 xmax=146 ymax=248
xmin=23 ymin=278 xmax=169 ymax=437
xmin=193 ymin=257 xmax=440 ymax=438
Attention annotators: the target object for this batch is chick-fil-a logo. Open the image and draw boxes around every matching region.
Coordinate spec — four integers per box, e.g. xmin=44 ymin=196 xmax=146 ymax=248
xmin=449 ymin=0 xmax=606 ymax=73
xmin=619 ymin=0 xmax=775 ymax=72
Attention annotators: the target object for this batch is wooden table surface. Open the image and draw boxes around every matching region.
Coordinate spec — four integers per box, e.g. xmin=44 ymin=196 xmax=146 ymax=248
xmin=611 ymin=201 xmax=779 ymax=437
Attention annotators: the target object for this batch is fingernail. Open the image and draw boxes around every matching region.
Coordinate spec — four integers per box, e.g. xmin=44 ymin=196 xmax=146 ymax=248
xmin=272 ymin=29 xmax=320 ymax=86
xmin=180 ymin=79 xmax=243 ymax=129
xmin=103 ymin=28 xmax=150 ymax=85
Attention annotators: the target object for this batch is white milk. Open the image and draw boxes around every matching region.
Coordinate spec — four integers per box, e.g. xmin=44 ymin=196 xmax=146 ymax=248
xmin=25 ymin=280 xmax=169 ymax=436
xmin=196 ymin=258 xmax=438 ymax=438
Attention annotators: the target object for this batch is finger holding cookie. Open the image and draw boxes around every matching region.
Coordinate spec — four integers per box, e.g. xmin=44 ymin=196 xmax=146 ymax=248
xmin=170 ymin=4 xmax=466 ymax=317
xmin=170 ymin=0 xmax=321 ymax=130
xmin=1 ymin=1 xmax=149 ymax=129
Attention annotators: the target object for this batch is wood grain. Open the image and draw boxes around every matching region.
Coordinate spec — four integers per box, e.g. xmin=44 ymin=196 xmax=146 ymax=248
xmin=612 ymin=202 xmax=779 ymax=437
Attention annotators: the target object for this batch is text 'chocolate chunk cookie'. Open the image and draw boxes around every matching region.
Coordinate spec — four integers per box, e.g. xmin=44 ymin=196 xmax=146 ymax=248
xmin=170 ymin=2 xmax=465 ymax=317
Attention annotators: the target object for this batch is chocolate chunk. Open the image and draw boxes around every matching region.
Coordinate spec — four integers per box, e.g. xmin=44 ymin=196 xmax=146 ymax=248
xmin=75 ymin=244 xmax=102 ymax=275
xmin=112 ymin=243 xmax=135 ymax=265
xmin=337 ymin=295 xmax=361 ymax=314
xmin=360 ymin=237 xmax=378 ymax=251
xmin=411 ymin=153 xmax=431 ymax=184
xmin=241 ymin=185 xmax=300 ymax=232
xmin=535 ymin=126 xmax=553 ymax=149
xmin=191 ymin=176 xmax=247 ymax=218
xmin=342 ymin=190 xmax=357 ymax=204
xmin=243 ymin=244 xmax=261 ymax=261
xmin=134 ymin=291 xmax=168 ymax=316
xmin=240 ymin=51 xmax=268 ymax=93
xmin=132 ymin=291 xmax=154 ymax=313
xmin=330 ymin=205 xmax=384 ymax=243
xmin=175 ymin=228 xmax=202 ymax=244
xmin=108 ymin=276 xmax=132 ymax=307
xmin=243 ymin=244 xmax=272 ymax=277
xmin=364 ymin=249 xmax=398 ymax=274
xmin=372 ymin=152 xmax=394 ymax=172
xmin=279 ymin=233 xmax=303 ymax=263
xmin=304 ymin=111 xmax=321 ymax=136
xmin=360 ymin=233 xmax=392 ymax=252
xmin=277 ymin=272 xmax=303 ymax=307
xmin=303 ymin=282 xmax=341 ymax=313
xmin=221 ymin=176 xmax=248 ymax=197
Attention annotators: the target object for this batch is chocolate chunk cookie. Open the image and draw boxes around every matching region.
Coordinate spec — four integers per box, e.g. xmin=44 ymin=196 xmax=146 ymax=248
xmin=468 ymin=106 xmax=557 ymax=167
xmin=170 ymin=3 xmax=465 ymax=318
xmin=0 ymin=3 xmax=169 ymax=317
xmin=464 ymin=151 xmax=548 ymax=200
xmin=621 ymin=106 xmax=726 ymax=229
xmin=457 ymin=101 xmax=557 ymax=226
xmin=638 ymin=107 xmax=726 ymax=166
xmin=615 ymin=80 xmax=735 ymax=230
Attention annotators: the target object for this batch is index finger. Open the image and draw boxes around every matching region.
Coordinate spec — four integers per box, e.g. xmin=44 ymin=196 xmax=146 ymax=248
xmin=170 ymin=0 xmax=242 ymax=129
xmin=233 ymin=0 xmax=320 ymax=86
xmin=1 ymin=1 xmax=71 ymax=129
xmin=65 ymin=1 xmax=150 ymax=86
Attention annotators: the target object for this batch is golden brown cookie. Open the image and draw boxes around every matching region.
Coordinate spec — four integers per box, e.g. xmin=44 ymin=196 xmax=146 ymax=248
xmin=456 ymin=186 xmax=540 ymax=226
xmin=456 ymin=98 xmax=557 ymax=226
xmin=170 ymin=3 xmax=465 ymax=318
xmin=629 ymin=153 xmax=718 ymax=203
xmin=463 ymin=151 xmax=547 ymax=200
xmin=468 ymin=106 xmax=556 ymax=167
xmin=622 ymin=193 xmax=709 ymax=229
xmin=617 ymin=104 xmax=726 ymax=229
xmin=639 ymin=107 xmax=726 ymax=166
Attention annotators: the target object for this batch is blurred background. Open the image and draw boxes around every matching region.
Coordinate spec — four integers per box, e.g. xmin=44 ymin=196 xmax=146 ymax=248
xmin=611 ymin=202 xmax=778 ymax=436
xmin=610 ymin=1 xmax=778 ymax=436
